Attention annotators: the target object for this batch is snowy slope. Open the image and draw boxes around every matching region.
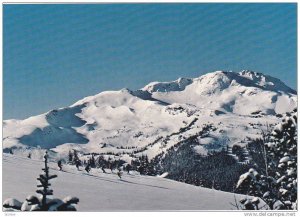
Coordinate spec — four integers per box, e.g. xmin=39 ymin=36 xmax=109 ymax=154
xmin=3 ymin=70 xmax=297 ymax=161
xmin=2 ymin=154 xmax=256 ymax=211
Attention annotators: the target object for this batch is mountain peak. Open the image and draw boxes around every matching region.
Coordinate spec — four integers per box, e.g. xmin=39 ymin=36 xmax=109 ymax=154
xmin=237 ymin=70 xmax=296 ymax=94
xmin=142 ymin=70 xmax=296 ymax=95
xmin=142 ymin=77 xmax=193 ymax=93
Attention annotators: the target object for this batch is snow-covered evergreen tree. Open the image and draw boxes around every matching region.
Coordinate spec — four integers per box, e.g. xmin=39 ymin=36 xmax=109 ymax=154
xmin=236 ymin=109 xmax=297 ymax=210
xmin=37 ymin=151 xmax=57 ymax=210
xmin=68 ymin=150 xmax=73 ymax=164
xmin=72 ymin=150 xmax=81 ymax=164
xmin=89 ymin=154 xmax=96 ymax=168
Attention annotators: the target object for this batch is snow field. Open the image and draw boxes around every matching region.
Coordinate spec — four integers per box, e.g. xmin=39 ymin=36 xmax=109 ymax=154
xmin=3 ymin=154 xmax=253 ymax=211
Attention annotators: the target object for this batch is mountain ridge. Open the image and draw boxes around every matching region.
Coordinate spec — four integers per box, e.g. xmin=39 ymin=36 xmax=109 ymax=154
xmin=142 ymin=70 xmax=296 ymax=95
xmin=3 ymin=70 xmax=297 ymax=162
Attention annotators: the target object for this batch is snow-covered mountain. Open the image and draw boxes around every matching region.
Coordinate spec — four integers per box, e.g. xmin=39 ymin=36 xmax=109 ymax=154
xmin=3 ymin=70 xmax=297 ymax=161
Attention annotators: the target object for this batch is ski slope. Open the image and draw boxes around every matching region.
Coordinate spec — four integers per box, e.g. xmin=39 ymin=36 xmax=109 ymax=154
xmin=3 ymin=154 xmax=251 ymax=211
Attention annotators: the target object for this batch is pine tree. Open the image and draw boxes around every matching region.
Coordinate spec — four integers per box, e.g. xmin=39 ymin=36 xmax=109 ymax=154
xmin=236 ymin=110 xmax=297 ymax=210
xmin=68 ymin=150 xmax=73 ymax=164
xmin=37 ymin=151 xmax=57 ymax=210
xmin=96 ymin=155 xmax=105 ymax=168
xmin=73 ymin=150 xmax=79 ymax=163
xmin=90 ymin=154 xmax=96 ymax=168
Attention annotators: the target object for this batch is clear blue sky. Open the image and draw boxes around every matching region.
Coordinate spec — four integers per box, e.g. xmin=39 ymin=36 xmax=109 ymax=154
xmin=4 ymin=3 xmax=297 ymax=119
